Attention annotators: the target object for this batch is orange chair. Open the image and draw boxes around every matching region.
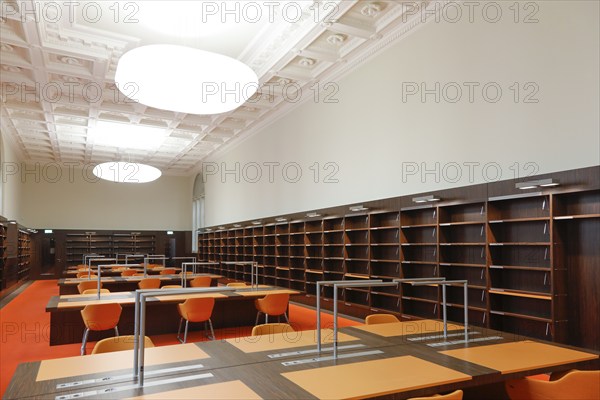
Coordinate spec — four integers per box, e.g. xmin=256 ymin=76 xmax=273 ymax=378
xmin=76 ymin=265 xmax=89 ymax=271
xmin=505 ymin=370 xmax=600 ymax=400
xmin=160 ymin=268 xmax=177 ymax=275
xmin=226 ymin=282 xmax=247 ymax=287
xmin=77 ymin=281 xmax=102 ymax=294
xmin=76 ymin=271 xmax=94 ymax=278
xmin=255 ymin=293 xmax=290 ymax=325
xmin=80 ymin=303 xmax=122 ymax=355
xmin=91 ymin=335 xmax=154 ymax=354
xmin=365 ymin=314 xmax=400 ymax=325
xmin=190 ymin=276 xmax=212 ymax=288
xmin=251 ymin=323 xmax=294 ymax=336
xmin=177 ymin=298 xmax=216 ymax=343
xmin=138 ymin=278 xmax=161 ymax=289
xmin=408 ymin=390 xmax=463 ymax=400
xmin=82 ymin=288 xmax=110 ymax=295
xmin=121 ymin=269 xmax=137 ymax=277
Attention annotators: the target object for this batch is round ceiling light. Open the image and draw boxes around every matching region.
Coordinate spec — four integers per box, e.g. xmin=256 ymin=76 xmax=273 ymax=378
xmin=93 ymin=162 xmax=162 ymax=183
xmin=115 ymin=45 xmax=259 ymax=115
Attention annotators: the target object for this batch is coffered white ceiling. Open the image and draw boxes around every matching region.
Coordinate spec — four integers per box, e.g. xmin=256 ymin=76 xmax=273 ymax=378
xmin=1 ymin=0 xmax=434 ymax=175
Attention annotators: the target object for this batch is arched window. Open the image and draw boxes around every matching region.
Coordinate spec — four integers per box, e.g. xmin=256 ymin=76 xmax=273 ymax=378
xmin=192 ymin=174 xmax=205 ymax=252
xmin=0 ymin=133 xmax=4 ymax=216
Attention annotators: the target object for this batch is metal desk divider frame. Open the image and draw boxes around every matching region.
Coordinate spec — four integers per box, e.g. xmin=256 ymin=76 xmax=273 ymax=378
xmin=125 ymin=254 xmax=147 ymax=265
xmin=220 ymin=261 xmax=259 ymax=289
xmin=180 ymin=262 xmax=219 ymax=287
xmin=86 ymin=258 xmax=116 ymax=279
xmin=316 ymin=277 xmax=470 ymax=358
xmin=132 ymin=286 xmax=239 ymax=386
xmin=82 ymin=254 xmax=102 ymax=265
xmin=143 ymin=256 xmax=166 ymax=277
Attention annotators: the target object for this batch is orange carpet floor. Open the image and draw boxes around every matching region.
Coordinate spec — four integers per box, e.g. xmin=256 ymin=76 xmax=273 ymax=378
xmin=0 ymin=280 xmax=360 ymax=396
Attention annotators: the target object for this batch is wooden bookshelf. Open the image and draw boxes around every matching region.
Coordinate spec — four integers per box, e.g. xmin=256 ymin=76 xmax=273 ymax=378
xmin=0 ymin=222 xmax=7 ymax=288
xmin=17 ymin=230 xmax=32 ymax=281
xmin=197 ymin=166 xmax=600 ymax=350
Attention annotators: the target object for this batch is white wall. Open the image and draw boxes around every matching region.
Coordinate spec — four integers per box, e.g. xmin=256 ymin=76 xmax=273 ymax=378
xmin=204 ymin=1 xmax=600 ymax=226
xmin=0 ymin=131 xmax=22 ymax=221
xmin=19 ymin=165 xmax=193 ymax=230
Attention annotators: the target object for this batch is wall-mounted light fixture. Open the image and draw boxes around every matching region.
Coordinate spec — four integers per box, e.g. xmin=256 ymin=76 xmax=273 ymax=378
xmin=233 ymin=224 xmax=242 ymax=228
xmin=349 ymin=205 xmax=368 ymax=212
xmin=275 ymin=217 xmax=288 ymax=222
xmin=205 ymin=228 xmax=212 ymax=232
xmin=218 ymin=226 xmax=225 ymax=230
xmin=166 ymin=231 xmax=174 ymax=235
xmin=251 ymin=221 xmax=262 ymax=225
xmin=412 ymin=195 xmax=441 ymax=203
xmin=306 ymin=212 xmax=321 ymax=218
xmin=515 ymin=178 xmax=559 ymax=190
xmin=44 ymin=229 xmax=53 ymax=234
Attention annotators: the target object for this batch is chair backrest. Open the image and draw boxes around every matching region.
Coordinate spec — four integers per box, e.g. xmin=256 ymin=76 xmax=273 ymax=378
xmin=408 ymin=390 xmax=463 ymax=400
xmin=227 ymin=282 xmax=247 ymax=287
xmin=138 ymin=278 xmax=161 ymax=290
xmin=505 ymin=370 xmax=600 ymax=400
xmin=76 ymin=271 xmax=92 ymax=278
xmin=121 ymin=269 xmax=137 ymax=277
xmin=190 ymin=276 xmax=212 ymax=288
xmin=251 ymin=323 xmax=294 ymax=336
xmin=76 ymin=265 xmax=89 ymax=271
xmin=77 ymin=280 xmax=101 ymax=294
xmin=256 ymin=293 xmax=290 ymax=316
xmin=177 ymin=298 xmax=216 ymax=322
xmin=365 ymin=314 xmax=400 ymax=325
xmin=82 ymin=288 xmax=110 ymax=295
xmin=91 ymin=335 xmax=154 ymax=354
xmin=111 ymin=266 xmax=126 ymax=272
xmin=160 ymin=268 xmax=177 ymax=275
xmin=80 ymin=303 xmax=122 ymax=331
xmin=162 ymin=285 xmax=182 ymax=289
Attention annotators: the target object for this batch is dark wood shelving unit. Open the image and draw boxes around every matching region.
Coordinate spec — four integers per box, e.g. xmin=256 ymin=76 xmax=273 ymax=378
xmin=0 ymin=222 xmax=7 ymax=288
xmin=64 ymin=232 xmax=157 ymax=265
xmin=17 ymin=230 xmax=32 ymax=281
xmin=198 ymin=166 xmax=600 ymax=350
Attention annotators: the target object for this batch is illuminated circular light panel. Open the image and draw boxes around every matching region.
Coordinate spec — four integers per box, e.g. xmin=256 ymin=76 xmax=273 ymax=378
xmin=115 ymin=45 xmax=259 ymax=115
xmin=93 ymin=162 xmax=162 ymax=184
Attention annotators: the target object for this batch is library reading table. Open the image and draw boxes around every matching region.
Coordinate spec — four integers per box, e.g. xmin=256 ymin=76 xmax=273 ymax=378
xmin=45 ymin=286 xmax=299 ymax=345
xmin=57 ymin=273 xmax=221 ymax=295
xmin=6 ymin=320 xmax=598 ymax=399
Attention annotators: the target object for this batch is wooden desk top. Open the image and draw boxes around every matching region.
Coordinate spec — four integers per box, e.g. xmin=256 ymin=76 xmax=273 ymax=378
xmin=127 ymin=380 xmax=262 ymax=400
xmin=352 ymin=319 xmax=463 ymax=338
xmin=282 ymin=355 xmax=472 ymax=399
xmin=37 ymin=344 xmax=208 ymax=381
xmin=46 ymin=286 xmax=300 ymax=311
xmin=6 ymin=324 xmax=599 ymax=400
xmin=226 ymin=329 xmax=359 ymax=354
xmin=58 ymin=273 xmax=221 ymax=286
xmin=440 ymin=340 xmax=599 ymax=375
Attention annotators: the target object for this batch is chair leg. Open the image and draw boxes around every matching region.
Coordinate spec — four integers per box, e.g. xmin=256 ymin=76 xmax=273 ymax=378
xmin=255 ymin=311 xmax=261 ymax=325
xmin=265 ymin=314 xmax=268 ymax=324
xmin=177 ymin=317 xmax=184 ymax=343
xmin=114 ymin=326 xmax=119 ymax=336
xmin=284 ymin=312 xmax=289 ymax=323
xmin=80 ymin=328 xmax=90 ymax=356
xmin=208 ymin=319 xmax=215 ymax=341
xmin=183 ymin=320 xmax=189 ymax=344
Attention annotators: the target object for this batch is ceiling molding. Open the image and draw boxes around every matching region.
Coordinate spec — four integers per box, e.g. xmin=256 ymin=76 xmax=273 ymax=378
xmin=1 ymin=0 xmax=439 ymax=176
